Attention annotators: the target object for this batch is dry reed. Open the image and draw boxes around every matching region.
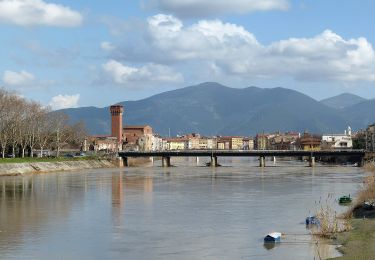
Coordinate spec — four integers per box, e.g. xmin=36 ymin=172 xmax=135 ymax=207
xmin=312 ymin=195 xmax=352 ymax=238
xmin=357 ymin=163 xmax=375 ymax=204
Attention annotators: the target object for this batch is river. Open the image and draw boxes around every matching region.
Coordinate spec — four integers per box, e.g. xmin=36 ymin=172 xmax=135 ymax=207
xmin=0 ymin=158 xmax=365 ymax=259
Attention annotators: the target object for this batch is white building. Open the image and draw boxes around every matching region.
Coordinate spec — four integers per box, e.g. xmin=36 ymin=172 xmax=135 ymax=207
xmin=322 ymin=127 xmax=353 ymax=149
xmin=152 ymin=135 xmax=163 ymax=151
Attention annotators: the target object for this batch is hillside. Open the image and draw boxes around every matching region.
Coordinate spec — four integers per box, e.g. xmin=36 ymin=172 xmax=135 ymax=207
xmin=58 ymin=82 xmax=370 ymax=136
xmin=320 ymin=93 xmax=366 ymax=109
xmin=344 ymin=99 xmax=375 ymax=129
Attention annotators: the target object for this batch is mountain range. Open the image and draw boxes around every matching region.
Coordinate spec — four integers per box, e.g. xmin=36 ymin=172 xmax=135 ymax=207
xmin=57 ymin=82 xmax=375 ymax=136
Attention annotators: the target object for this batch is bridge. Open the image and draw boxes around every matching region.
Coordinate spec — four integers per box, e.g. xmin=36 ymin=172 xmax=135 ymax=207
xmin=118 ymin=149 xmax=366 ymax=167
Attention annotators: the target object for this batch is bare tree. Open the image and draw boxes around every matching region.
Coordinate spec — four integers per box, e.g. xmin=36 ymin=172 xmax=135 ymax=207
xmin=0 ymin=89 xmax=11 ymax=158
xmin=26 ymin=103 xmax=46 ymax=157
xmin=50 ymin=112 xmax=72 ymax=157
xmin=7 ymin=95 xmax=24 ymax=157
xmin=0 ymin=89 xmax=87 ymax=159
xmin=36 ymin=112 xmax=54 ymax=157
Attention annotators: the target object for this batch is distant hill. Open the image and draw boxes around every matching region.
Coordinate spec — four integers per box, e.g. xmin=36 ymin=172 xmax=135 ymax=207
xmin=320 ymin=93 xmax=366 ymax=109
xmin=57 ymin=82 xmax=373 ymax=136
xmin=343 ymin=99 xmax=375 ymax=129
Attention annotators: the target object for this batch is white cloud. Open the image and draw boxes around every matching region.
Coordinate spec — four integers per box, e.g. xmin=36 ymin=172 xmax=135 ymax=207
xmin=0 ymin=0 xmax=83 ymax=27
xmin=49 ymin=94 xmax=80 ymax=110
xmin=105 ymin=14 xmax=375 ymax=84
xmin=264 ymin=30 xmax=375 ymax=82
xmin=101 ymin=41 xmax=115 ymax=51
xmin=147 ymin=0 xmax=289 ymax=17
xmin=2 ymin=69 xmax=54 ymax=89
xmin=102 ymin=59 xmax=183 ymax=86
xmin=146 ymin=14 xmax=259 ymax=61
xmin=2 ymin=70 xmax=36 ymax=86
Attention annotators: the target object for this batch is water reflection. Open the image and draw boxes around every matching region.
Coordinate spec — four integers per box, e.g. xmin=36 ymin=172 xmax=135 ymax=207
xmin=111 ymin=173 xmax=124 ymax=227
xmin=0 ymin=159 xmax=365 ymax=259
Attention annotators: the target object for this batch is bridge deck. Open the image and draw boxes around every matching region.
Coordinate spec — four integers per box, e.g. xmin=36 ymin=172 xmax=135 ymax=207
xmin=119 ymin=150 xmax=365 ymax=157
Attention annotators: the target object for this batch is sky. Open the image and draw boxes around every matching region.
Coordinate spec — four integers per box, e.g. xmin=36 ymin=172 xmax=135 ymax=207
xmin=1 ymin=0 xmax=375 ymax=109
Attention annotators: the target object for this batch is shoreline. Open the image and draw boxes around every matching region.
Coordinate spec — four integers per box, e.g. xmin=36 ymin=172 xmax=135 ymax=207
xmin=329 ymin=162 xmax=375 ymax=259
xmin=0 ymin=159 xmax=118 ymax=176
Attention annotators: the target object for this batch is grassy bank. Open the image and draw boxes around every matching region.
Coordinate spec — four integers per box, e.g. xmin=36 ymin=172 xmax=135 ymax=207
xmin=0 ymin=156 xmax=100 ymax=164
xmin=330 ymin=219 xmax=375 ymax=260
xmin=328 ymin=162 xmax=375 ymax=259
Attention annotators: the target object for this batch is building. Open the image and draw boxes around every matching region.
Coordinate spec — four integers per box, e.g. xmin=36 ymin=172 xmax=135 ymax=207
xmin=152 ymin=135 xmax=163 ymax=151
xmin=268 ymin=132 xmax=300 ymax=150
xmin=322 ymin=127 xmax=353 ymax=149
xmin=255 ymin=134 xmax=269 ymax=150
xmin=110 ymin=105 xmax=124 ymax=146
xmin=217 ymin=136 xmax=244 ymax=150
xmin=242 ymin=137 xmax=254 ymax=150
xmin=87 ymin=136 xmax=119 ymax=152
xmin=366 ymin=124 xmax=375 ymax=151
xmin=188 ymin=137 xmax=200 ymax=149
xmin=206 ymin=138 xmax=216 ymax=149
xmin=164 ymin=138 xmax=188 ymax=150
xmin=123 ymin=125 xmax=153 ymax=151
xmin=298 ymin=133 xmax=321 ymax=151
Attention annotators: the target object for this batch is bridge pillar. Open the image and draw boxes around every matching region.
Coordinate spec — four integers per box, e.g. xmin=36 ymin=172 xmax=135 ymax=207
xmin=273 ymin=156 xmax=276 ymax=164
xmin=123 ymin=157 xmax=128 ymax=167
xmin=357 ymin=157 xmax=364 ymax=167
xmin=196 ymin=156 xmax=200 ymax=165
xmin=309 ymin=156 xmax=315 ymax=167
xmin=259 ymin=156 xmax=266 ymax=167
xmin=162 ymin=156 xmax=171 ymax=167
xmin=210 ymin=156 xmax=218 ymax=167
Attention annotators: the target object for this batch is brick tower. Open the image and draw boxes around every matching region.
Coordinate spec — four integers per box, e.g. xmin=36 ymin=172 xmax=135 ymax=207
xmin=110 ymin=105 xmax=124 ymax=146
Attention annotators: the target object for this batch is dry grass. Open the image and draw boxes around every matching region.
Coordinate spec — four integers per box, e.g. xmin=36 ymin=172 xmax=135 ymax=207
xmin=357 ymin=163 xmax=375 ymax=204
xmin=314 ymin=163 xmax=375 ymax=238
xmin=313 ymin=203 xmax=352 ymax=239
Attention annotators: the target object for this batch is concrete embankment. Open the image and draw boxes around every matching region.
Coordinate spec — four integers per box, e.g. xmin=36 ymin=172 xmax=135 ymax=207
xmin=0 ymin=160 xmax=116 ymax=176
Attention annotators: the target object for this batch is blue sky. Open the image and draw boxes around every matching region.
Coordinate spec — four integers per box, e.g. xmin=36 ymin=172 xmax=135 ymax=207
xmin=1 ymin=0 xmax=375 ymax=109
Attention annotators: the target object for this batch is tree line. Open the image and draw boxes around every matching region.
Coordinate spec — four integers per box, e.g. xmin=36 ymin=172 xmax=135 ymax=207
xmin=0 ymin=88 xmax=87 ymax=158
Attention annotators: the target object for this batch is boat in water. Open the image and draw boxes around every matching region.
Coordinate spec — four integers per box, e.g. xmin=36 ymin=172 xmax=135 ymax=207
xmin=264 ymin=232 xmax=281 ymax=243
xmin=305 ymin=216 xmax=320 ymax=225
xmin=339 ymin=195 xmax=352 ymax=204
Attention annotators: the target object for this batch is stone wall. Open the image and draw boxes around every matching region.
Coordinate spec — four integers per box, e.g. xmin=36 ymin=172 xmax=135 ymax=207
xmin=0 ymin=160 xmax=116 ymax=176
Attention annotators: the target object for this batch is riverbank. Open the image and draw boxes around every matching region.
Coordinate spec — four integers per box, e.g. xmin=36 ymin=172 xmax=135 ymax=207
xmin=0 ymin=158 xmax=116 ymax=176
xmin=329 ymin=162 xmax=375 ymax=259
xmin=331 ymin=219 xmax=375 ymax=259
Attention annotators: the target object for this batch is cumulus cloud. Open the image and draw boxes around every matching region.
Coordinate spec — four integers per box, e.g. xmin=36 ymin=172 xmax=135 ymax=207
xmin=101 ymin=41 xmax=115 ymax=51
xmin=0 ymin=0 xmax=83 ymax=27
xmin=2 ymin=69 xmax=54 ymax=89
xmin=49 ymin=94 xmax=80 ymax=110
xmin=146 ymin=0 xmax=289 ymax=17
xmin=108 ymin=14 xmax=375 ymax=83
xmin=2 ymin=70 xmax=36 ymax=86
xmin=102 ymin=59 xmax=183 ymax=86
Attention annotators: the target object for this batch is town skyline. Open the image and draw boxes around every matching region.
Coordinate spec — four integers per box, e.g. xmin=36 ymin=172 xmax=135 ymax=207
xmin=1 ymin=0 xmax=375 ymax=109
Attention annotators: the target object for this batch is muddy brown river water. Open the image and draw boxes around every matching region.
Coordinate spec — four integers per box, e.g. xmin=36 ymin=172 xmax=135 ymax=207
xmin=0 ymin=158 xmax=365 ymax=259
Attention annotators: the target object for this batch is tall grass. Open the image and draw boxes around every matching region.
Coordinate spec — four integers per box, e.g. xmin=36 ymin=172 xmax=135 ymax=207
xmin=357 ymin=163 xmax=375 ymax=204
xmin=312 ymin=195 xmax=352 ymax=238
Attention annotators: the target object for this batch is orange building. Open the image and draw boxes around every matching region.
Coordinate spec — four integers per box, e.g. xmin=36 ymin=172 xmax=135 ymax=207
xmin=299 ymin=133 xmax=321 ymax=151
